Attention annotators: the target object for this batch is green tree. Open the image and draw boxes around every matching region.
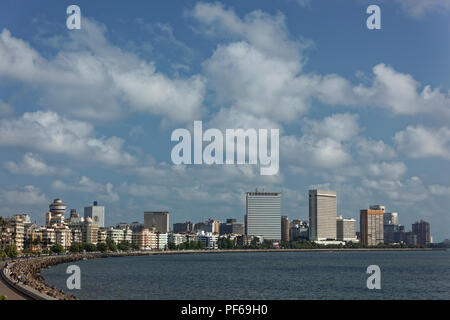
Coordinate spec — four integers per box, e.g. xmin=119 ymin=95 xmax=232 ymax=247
xmin=83 ymin=243 xmax=97 ymax=252
xmin=0 ymin=294 xmax=7 ymax=300
xmin=117 ymin=241 xmax=131 ymax=251
xmin=50 ymin=243 xmax=65 ymax=254
xmin=69 ymin=243 xmax=83 ymax=253
xmin=96 ymin=242 xmax=108 ymax=252
xmin=0 ymin=249 xmax=6 ymax=259
xmin=106 ymin=239 xmax=117 ymax=252
xmin=168 ymin=242 xmax=176 ymax=250
xmin=5 ymin=245 xmax=18 ymax=258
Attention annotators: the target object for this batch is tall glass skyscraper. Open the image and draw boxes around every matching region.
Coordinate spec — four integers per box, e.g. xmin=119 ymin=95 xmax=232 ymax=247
xmin=245 ymin=190 xmax=281 ymax=240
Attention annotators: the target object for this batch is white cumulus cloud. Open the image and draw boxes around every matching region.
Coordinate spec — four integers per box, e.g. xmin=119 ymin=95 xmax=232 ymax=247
xmin=0 ymin=111 xmax=136 ymax=166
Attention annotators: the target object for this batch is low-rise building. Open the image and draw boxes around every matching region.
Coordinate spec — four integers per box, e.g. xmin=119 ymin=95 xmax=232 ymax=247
xmin=132 ymin=228 xmax=157 ymax=250
xmin=197 ymin=231 xmax=218 ymax=249
xmin=106 ymin=227 xmax=124 ymax=244
xmin=168 ymin=233 xmax=187 ymax=247
xmin=1 ymin=215 xmax=25 ymax=252
xmin=157 ymin=233 xmax=168 ymax=250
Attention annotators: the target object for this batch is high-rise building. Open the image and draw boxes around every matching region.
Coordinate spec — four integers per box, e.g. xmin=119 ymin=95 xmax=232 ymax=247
xmin=219 ymin=219 xmax=245 ymax=235
xmin=144 ymin=211 xmax=169 ymax=233
xmin=360 ymin=208 xmax=384 ymax=246
xmin=281 ymin=216 xmax=290 ymax=242
xmin=173 ymin=221 xmax=194 ymax=233
xmin=245 ymin=190 xmax=281 ymax=240
xmin=47 ymin=198 xmax=67 ymax=227
xmin=309 ymin=190 xmax=337 ymax=241
xmin=194 ymin=219 xmax=220 ymax=234
xmin=412 ymin=220 xmax=430 ymax=246
xmin=84 ymin=201 xmax=105 ymax=228
xmin=336 ymin=215 xmax=357 ymax=242
xmin=383 ymin=212 xmax=398 ymax=225
xmin=383 ymin=211 xmax=399 ymax=244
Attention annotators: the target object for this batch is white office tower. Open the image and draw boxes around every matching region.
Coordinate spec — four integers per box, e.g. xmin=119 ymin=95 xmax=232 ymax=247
xmin=309 ymin=190 xmax=337 ymax=241
xmin=84 ymin=201 xmax=105 ymax=228
xmin=245 ymin=190 xmax=281 ymax=240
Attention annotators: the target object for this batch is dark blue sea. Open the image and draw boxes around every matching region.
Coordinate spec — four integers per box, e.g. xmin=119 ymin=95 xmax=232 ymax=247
xmin=41 ymin=250 xmax=450 ymax=300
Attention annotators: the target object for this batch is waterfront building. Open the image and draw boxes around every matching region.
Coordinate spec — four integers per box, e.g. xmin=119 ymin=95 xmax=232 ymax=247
xmin=412 ymin=220 xmax=431 ymax=246
xmin=185 ymin=233 xmax=198 ymax=243
xmin=23 ymin=223 xmax=40 ymax=251
xmin=360 ymin=208 xmax=384 ymax=246
xmin=157 ymin=233 xmax=168 ymax=250
xmin=144 ymin=211 xmax=169 ymax=233
xmin=98 ymin=228 xmax=107 ymax=244
xmin=281 ymin=216 xmax=290 ymax=242
xmin=383 ymin=211 xmax=399 ymax=244
xmin=168 ymin=233 xmax=187 ymax=246
xmin=132 ymin=228 xmax=157 ymax=250
xmin=106 ymin=227 xmax=124 ymax=244
xmin=197 ymin=231 xmax=218 ymax=249
xmin=336 ymin=216 xmax=357 ymax=242
xmin=309 ymin=190 xmax=337 ymax=241
xmin=84 ymin=201 xmax=105 ymax=228
xmin=123 ymin=227 xmax=132 ymax=243
xmin=55 ymin=227 xmax=72 ymax=250
xmin=245 ymin=190 xmax=281 ymax=240
xmin=173 ymin=221 xmax=194 ymax=233
xmin=41 ymin=228 xmax=56 ymax=250
xmin=71 ymin=228 xmax=82 ymax=244
xmin=82 ymin=217 xmax=99 ymax=245
xmin=0 ymin=215 xmax=25 ymax=252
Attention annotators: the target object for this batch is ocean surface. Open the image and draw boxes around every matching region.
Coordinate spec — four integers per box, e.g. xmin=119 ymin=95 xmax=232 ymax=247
xmin=41 ymin=250 xmax=450 ymax=300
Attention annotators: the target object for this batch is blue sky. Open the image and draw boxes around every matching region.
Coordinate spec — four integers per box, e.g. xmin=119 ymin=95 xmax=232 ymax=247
xmin=0 ymin=0 xmax=449 ymax=241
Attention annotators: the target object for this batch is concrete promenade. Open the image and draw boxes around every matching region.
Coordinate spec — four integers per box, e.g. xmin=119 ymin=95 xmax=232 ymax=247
xmin=0 ymin=261 xmax=29 ymax=300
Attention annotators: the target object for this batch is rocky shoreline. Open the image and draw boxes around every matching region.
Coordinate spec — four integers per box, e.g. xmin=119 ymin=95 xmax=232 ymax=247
xmin=4 ymin=252 xmax=148 ymax=300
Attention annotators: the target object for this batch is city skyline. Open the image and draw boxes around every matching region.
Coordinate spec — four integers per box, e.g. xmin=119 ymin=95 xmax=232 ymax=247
xmin=0 ymin=188 xmax=437 ymax=244
xmin=0 ymin=1 xmax=449 ymax=242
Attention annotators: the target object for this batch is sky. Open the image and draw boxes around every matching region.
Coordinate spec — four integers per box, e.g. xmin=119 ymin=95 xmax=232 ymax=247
xmin=0 ymin=0 xmax=449 ymax=241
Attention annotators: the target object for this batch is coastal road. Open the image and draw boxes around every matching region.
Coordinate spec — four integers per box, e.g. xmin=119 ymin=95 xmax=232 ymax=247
xmin=0 ymin=262 xmax=30 ymax=300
